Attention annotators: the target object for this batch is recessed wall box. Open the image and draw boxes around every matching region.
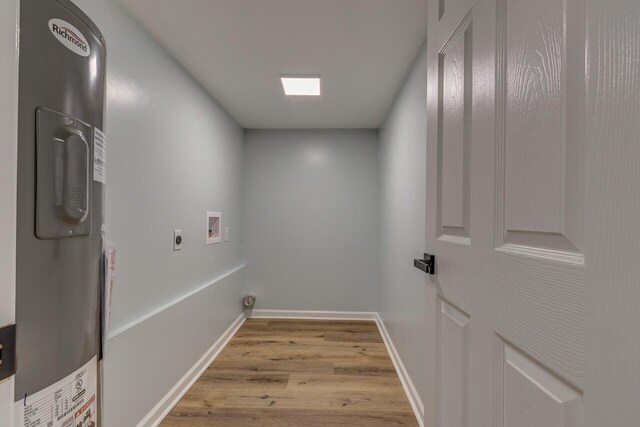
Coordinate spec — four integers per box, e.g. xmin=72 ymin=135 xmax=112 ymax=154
xmin=36 ymin=108 xmax=92 ymax=239
xmin=206 ymin=212 xmax=221 ymax=245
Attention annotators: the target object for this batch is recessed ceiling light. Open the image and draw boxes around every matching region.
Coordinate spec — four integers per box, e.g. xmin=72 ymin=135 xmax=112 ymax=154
xmin=281 ymin=76 xmax=321 ymax=96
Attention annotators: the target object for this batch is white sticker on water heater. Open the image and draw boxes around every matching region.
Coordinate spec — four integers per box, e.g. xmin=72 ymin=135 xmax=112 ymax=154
xmin=15 ymin=356 xmax=98 ymax=427
xmin=104 ymin=242 xmax=117 ymax=340
xmin=93 ymin=127 xmax=106 ymax=184
xmin=48 ymin=19 xmax=91 ymax=57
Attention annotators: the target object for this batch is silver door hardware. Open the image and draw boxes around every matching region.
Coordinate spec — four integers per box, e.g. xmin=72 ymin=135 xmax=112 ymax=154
xmin=0 ymin=323 xmax=17 ymax=381
xmin=243 ymin=293 xmax=257 ymax=308
xmin=414 ymin=253 xmax=436 ymax=275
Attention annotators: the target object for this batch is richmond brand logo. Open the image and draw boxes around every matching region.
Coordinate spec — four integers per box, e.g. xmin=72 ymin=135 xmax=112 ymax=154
xmin=49 ymin=19 xmax=91 ymax=57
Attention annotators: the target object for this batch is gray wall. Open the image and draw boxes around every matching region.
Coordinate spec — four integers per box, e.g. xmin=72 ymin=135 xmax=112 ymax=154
xmin=378 ymin=40 xmax=433 ymax=420
xmin=0 ymin=0 xmax=18 ymax=329
xmin=72 ymin=1 xmax=245 ymax=425
xmin=0 ymin=0 xmax=18 ymax=422
xmin=243 ymin=130 xmax=379 ymax=312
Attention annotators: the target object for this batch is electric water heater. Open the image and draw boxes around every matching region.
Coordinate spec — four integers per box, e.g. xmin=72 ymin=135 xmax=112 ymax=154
xmin=15 ymin=0 xmax=106 ymax=425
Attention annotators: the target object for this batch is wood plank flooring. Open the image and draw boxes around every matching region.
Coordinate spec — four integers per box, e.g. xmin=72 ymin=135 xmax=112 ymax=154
xmin=161 ymin=319 xmax=418 ymax=426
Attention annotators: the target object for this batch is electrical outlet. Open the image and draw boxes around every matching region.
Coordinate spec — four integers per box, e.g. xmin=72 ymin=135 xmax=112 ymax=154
xmin=224 ymin=227 xmax=229 ymax=242
xmin=174 ymin=230 xmax=183 ymax=251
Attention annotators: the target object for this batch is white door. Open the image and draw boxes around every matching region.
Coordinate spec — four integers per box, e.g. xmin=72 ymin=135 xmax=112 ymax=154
xmin=0 ymin=0 xmax=19 ymax=424
xmin=427 ymin=0 xmax=640 ymax=424
xmin=426 ymin=0 xmax=589 ymax=424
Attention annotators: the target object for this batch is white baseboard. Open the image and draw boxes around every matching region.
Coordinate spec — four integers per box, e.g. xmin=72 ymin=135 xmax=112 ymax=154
xmin=246 ymin=309 xmax=378 ymax=320
xmin=136 ymin=311 xmax=247 ymax=427
xmin=374 ymin=313 xmax=425 ymax=427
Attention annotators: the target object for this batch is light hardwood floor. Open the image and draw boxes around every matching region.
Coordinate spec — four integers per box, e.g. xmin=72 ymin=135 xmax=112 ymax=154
xmin=161 ymin=319 xmax=419 ymax=426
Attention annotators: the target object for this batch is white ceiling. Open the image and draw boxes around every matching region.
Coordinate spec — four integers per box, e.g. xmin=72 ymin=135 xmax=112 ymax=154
xmin=120 ymin=0 xmax=428 ymax=129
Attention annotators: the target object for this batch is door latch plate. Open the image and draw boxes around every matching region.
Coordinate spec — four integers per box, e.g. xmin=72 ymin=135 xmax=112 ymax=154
xmin=0 ymin=323 xmax=17 ymax=381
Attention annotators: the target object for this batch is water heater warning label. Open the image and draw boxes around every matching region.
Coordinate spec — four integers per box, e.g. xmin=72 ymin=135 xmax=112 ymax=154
xmin=15 ymin=356 xmax=97 ymax=427
xmin=93 ymin=128 xmax=106 ymax=184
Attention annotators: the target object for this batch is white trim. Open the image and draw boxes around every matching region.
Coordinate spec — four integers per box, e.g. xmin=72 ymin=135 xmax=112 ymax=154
xmin=137 ymin=311 xmax=247 ymax=427
xmin=108 ymin=264 xmax=246 ymax=339
xmin=244 ymin=309 xmax=424 ymax=426
xmin=246 ymin=309 xmax=378 ymax=321
xmin=497 ymin=243 xmax=585 ymax=267
xmin=374 ymin=313 xmax=425 ymax=427
xmin=0 ymin=377 xmax=15 ymax=427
